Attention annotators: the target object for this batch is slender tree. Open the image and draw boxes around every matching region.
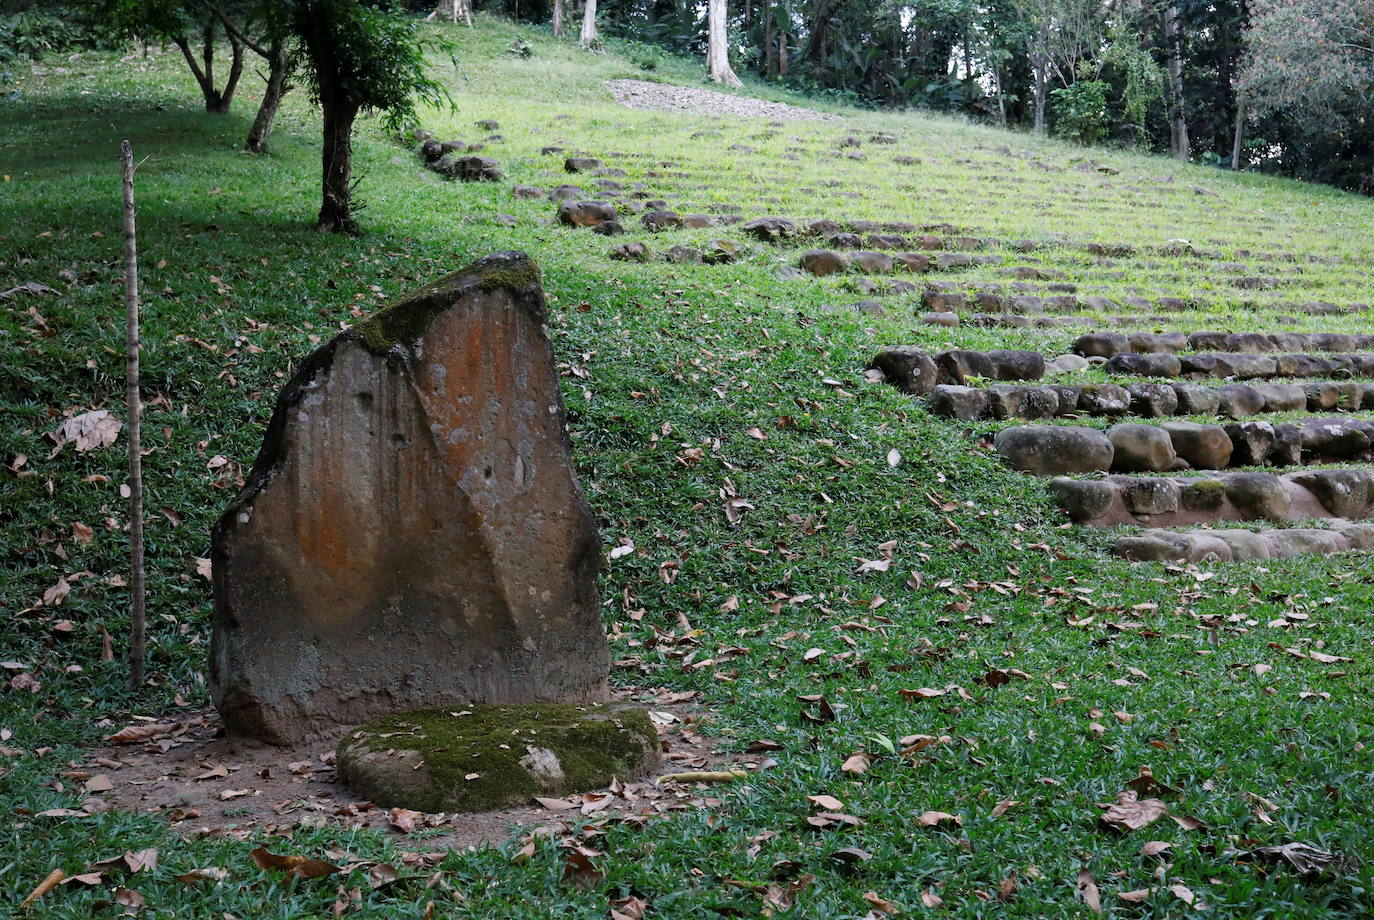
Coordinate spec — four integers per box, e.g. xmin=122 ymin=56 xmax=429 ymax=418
xmin=1162 ymin=2 xmax=1189 ymax=158
xmin=553 ymin=0 xmax=564 ymax=36
xmin=290 ymin=0 xmax=449 ymax=232
xmin=707 ymin=0 xmax=742 ymax=85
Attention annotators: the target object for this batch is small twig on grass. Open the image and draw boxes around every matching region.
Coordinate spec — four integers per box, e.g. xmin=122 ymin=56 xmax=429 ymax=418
xmin=656 ymin=770 xmax=747 ymax=785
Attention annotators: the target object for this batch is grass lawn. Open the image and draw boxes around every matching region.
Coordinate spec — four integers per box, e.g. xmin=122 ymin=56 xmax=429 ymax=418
xmin=1 ymin=15 xmax=1372 ymax=917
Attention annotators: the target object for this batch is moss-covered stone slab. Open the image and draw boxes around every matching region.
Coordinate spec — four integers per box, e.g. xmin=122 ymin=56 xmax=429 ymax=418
xmin=210 ymin=252 xmax=608 ymax=743
xmin=336 ymin=704 xmax=660 ymax=813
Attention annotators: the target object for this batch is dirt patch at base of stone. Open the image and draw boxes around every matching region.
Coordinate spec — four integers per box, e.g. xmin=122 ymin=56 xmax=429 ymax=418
xmin=81 ymin=688 xmax=729 ymax=851
xmin=607 ymin=79 xmax=837 ymax=121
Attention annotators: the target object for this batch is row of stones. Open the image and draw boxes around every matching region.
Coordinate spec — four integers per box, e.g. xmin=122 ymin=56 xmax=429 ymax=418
xmin=994 ymin=418 xmax=1374 ymax=475
xmin=869 ymin=347 xmax=1046 ymax=394
xmin=606 ymin=240 xmax=744 ymax=264
xmin=916 ymin=287 xmax=1366 ymax=318
xmin=1104 ymin=351 xmax=1374 ymax=380
xmin=1075 ymin=331 xmax=1374 ymax=358
xmin=1113 ymin=523 xmax=1374 ymax=563
xmin=931 ymin=380 xmax=1374 ymax=422
xmin=550 ymin=145 xmax=1349 ymax=269
xmin=1051 ymin=468 xmax=1374 ymax=527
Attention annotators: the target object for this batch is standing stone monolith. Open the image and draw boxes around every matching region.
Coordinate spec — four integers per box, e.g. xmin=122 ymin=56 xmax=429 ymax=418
xmin=210 ymin=252 xmax=608 ymax=743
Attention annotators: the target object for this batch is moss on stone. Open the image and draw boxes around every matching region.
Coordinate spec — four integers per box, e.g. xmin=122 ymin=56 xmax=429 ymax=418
xmin=336 ymin=703 xmax=657 ymax=813
xmin=353 ymin=252 xmax=543 ymax=355
xmin=1181 ymin=478 xmax=1227 ymax=512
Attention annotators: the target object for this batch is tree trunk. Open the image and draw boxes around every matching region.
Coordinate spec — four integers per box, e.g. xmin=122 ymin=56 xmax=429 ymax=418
xmin=803 ymin=0 xmax=827 ymax=65
xmin=553 ymin=0 xmax=564 ymax=37
xmin=778 ymin=30 xmax=787 ymax=76
xmin=1032 ymin=53 xmax=1047 ymax=135
xmin=707 ymin=0 xmax=742 ymax=87
xmin=580 ymin=0 xmax=599 ymax=48
xmin=1164 ymin=3 xmax=1190 ymax=159
xmin=245 ymin=39 xmax=291 ymax=153
xmin=1230 ymin=95 xmax=1245 ymax=169
xmin=318 ymin=99 xmax=360 ymax=233
xmin=764 ymin=12 xmax=774 ymax=76
xmin=994 ymin=65 xmax=1006 ymax=128
xmin=174 ymin=19 xmax=244 ymax=114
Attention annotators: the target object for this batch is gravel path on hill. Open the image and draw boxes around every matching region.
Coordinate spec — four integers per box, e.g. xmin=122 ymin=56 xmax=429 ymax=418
xmin=607 ymin=78 xmax=838 ymax=121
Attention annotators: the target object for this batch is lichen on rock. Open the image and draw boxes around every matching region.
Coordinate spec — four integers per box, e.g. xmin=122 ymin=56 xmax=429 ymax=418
xmin=337 ymin=704 xmax=660 ymax=813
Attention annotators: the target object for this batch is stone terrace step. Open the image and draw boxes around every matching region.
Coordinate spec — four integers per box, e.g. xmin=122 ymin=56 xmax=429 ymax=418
xmin=993 ymin=418 xmax=1374 ymax=475
xmin=869 ymin=347 xmax=1045 ymax=394
xmin=1051 ymin=468 xmax=1374 ymax=527
xmin=930 ymin=380 xmax=1374 ymax=422
xmin=1075 ymin=331 xmax=1374 ymax=358
xmin=1105 ymin=352 xmax=1374 ymax=380
xmin=1112 ymin=523 xmax=1374 ymax=562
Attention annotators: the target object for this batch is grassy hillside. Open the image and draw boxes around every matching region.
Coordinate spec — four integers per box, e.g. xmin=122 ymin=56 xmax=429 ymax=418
xmin=1 ymin=16 xmax=1372 ymax=917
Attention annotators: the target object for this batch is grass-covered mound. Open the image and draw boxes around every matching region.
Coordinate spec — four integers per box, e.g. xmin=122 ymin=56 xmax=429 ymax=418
xmin=337 ymin=704 xmax=660 ymax=812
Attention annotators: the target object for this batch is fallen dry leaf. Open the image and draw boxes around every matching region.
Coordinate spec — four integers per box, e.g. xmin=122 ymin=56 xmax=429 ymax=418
xmin=1100 ymin=791 xmax=1167 ymax=832
xmin=916 ymin=811 xmax=962 ymax=828
xmin=1076 ymin=867 xmax=1102 ymax=914
xmin=250 ymin=846 xmax=339 ymax=880
xmin=808 ymin=794 xmax=844 ymax=811
xmin=841 ymin=752 xmax=871 ymax=775
xmin=49 ymin=410 xmax=122 ymax=454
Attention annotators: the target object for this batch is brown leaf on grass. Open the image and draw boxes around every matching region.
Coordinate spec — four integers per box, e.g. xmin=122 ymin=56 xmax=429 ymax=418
xmin=1169 ymin=883 xmax=1195 ymax=904
xmin=1126 ymin=766 xmax=1179 ymax=798
xmin=561 ymin=846 xmax=604 ymax=891
xmin=367 ymin=864 xmax=399 ymax=888
xmin=997 ymin=871 xmax=1018 ymax=901
xmin=1141 ymin=840 xmax=1173 ymax=858
xmin=762 ymin=874 xmax=815 ymax=913
xmin=49 ymin=410 xmax=122 ymax=454
xmin=1232 ymin=841 xmax=1345 ymax=876
xmin=862 ymin=891 xmax=899 ymax=914
xmin=72 ymin=521 xmax=94 ymax=544
xmin=610 ymin=894 xmax=650 ymax=920
xmin=898 ymin=687 xmax=946 ymax=701
xmin=1099 ymin=791 xmax=1167 ymax=832
xmin=841 ymin=752 xmax=871 ymax=775
xmin=250 ymin=847 xmax=339 ymax=880
xmin=990 ymin=797 xmax=1020 ymax=818
xmin=921 ymin=889 xmax=943 ymax=908
xmin=174 ymin=867 xmax=228 ymax=886
xmin=807 ymin=794 xmax=844 ymax=811
xmin=61 ymin=872 xmax=105 ymax=887
xmin=916 ymin=811 xmax=962 ymax=828
xmin=114 ymin=887 xmax=146 ymax=914
xmin=124 ymin=849 xmax=158 ymax=873
xmin=1169 ymin=812 xmax=1207 ymax=832
xmin=1118 ymin=888 xmax=1154 ymax=903
xmin=1076 ymin=867 xmax=1102 ymax=914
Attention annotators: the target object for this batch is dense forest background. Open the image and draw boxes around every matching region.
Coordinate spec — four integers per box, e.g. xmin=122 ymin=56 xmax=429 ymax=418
xmin=3 ymin=0 xmax=1372 ymax=194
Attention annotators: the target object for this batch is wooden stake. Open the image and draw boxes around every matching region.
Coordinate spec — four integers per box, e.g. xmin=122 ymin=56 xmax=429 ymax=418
xmin=121 ymin=140 xmax=146 ymax=689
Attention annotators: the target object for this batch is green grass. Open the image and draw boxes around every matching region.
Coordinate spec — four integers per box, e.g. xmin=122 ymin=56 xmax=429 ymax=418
xmin=2 ymin=14 xmax=1373 ymax=917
